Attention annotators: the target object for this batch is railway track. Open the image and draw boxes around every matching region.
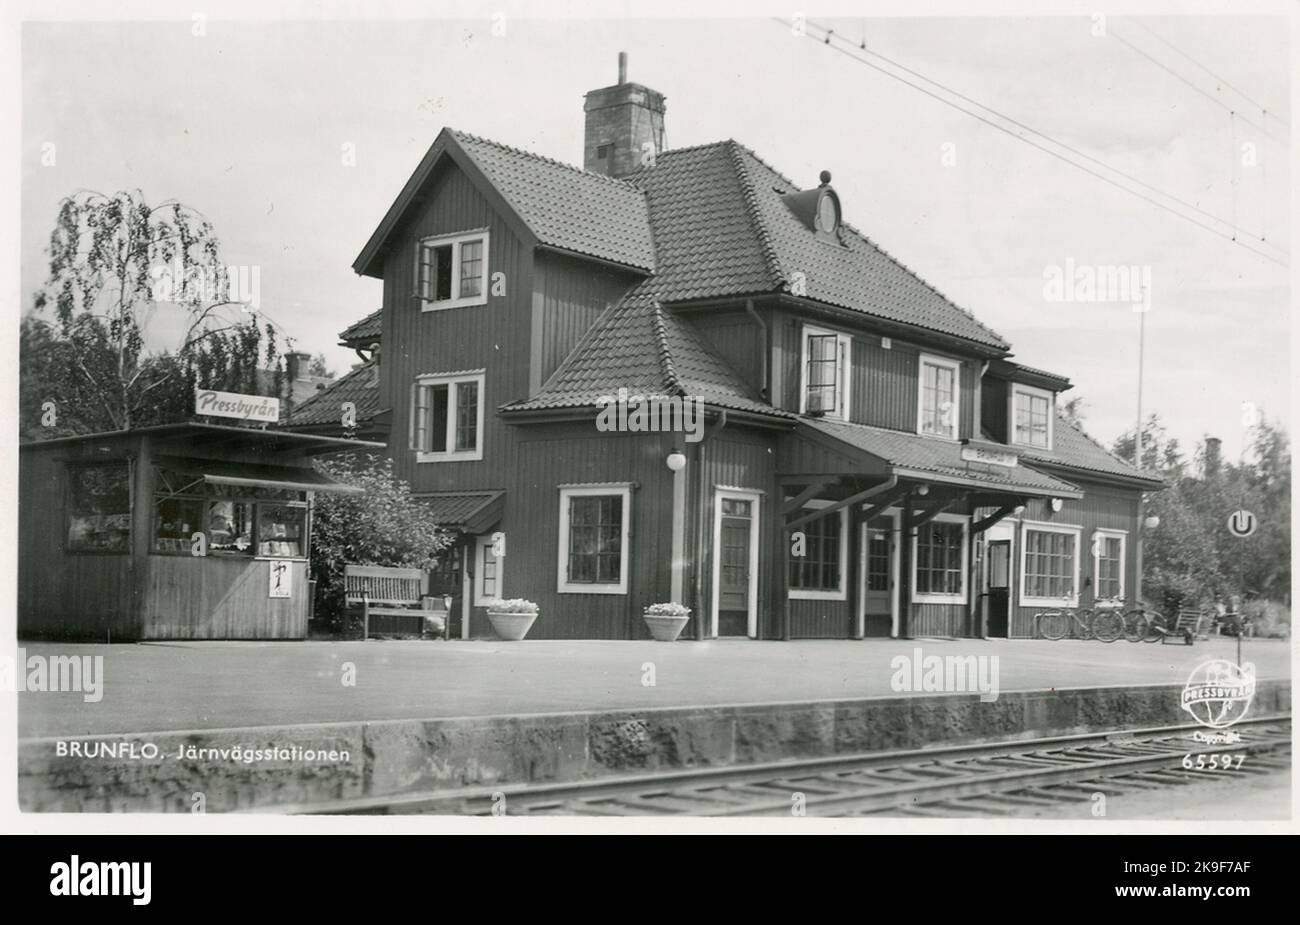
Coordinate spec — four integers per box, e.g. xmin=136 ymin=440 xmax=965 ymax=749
xmin=304 ymin=715 xmax=1290 ymax=817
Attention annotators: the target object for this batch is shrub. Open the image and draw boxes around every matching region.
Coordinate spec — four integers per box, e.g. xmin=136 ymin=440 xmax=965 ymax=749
xmin=310 ymin=453 xmax=456 ymax=634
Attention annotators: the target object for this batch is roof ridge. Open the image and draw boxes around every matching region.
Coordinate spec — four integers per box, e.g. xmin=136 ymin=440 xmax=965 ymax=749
xmin=725 ymin=141 xmax=787 ymax=290
xmin=449 ymin=128 xmax=643 ymax=190
xmin=650 ymin=302 xmax=686 ymax=396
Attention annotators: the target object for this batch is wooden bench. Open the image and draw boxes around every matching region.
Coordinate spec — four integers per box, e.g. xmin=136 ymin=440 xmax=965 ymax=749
xmin=344 ymin=565 xmax=449 ymax=640
xmin=1160 ymin=609 xmax=1203 ymax=645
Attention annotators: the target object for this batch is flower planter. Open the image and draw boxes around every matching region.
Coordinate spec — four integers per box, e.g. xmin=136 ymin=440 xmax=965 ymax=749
xmin=643 ymin=612 xmax=690 ymax=642
xmin=487 ymin=611 xmax=537 ymax=641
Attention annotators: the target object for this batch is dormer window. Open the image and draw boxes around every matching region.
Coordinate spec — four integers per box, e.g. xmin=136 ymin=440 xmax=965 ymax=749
xmin=1011 ymin=383 xmax=1054 ymax=450
xmin=816 ymin=190 xmax=839 ymax=234
xmin=781 ymin=170 xmax=841 ymax=243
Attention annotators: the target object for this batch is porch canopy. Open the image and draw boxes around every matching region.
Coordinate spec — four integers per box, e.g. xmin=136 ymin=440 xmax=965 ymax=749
xmin=413 ymin=490 xmax=506 ymax=534
xmin=774 ymin=418 xmax=1084 ymax=639
xmin=155 ymin=456 xmax=365 ymax=495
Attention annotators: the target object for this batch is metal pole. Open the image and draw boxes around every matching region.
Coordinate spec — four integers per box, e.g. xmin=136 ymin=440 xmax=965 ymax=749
xmin=1135 ymin=308 xmax=1146 ymax=604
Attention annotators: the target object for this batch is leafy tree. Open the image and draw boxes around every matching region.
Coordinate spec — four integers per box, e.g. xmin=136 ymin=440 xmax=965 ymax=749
xmin=308 ymin=353 xmax=334 ymax=378
xmin=1060 ymin=395 xmax=1087 ymax=427
xmin=25 ymin=189 xmax=285 ymax=437
xmin=309 ymin=453 xmax=456 ymax=635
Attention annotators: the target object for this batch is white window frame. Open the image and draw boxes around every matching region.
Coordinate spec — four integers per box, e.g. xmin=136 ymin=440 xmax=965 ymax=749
xmin=411 ymin=370 xmax=485 ymax=463
xmin=917 ymin=352 xmax=962 ymax=439
xmin=789 ymin=499 xmax=849 ymax=601
xmin=557 ymin=484 xmax=633 ymax=595
xmin=710 ymin=487 xmax=763 ymax=638
xmin=1009 ymin=383 xmax=1055 ymax=451
xmin=798 ymin=324 xmax=852 ymax=421
xmin=911 ymin=512 xmax=970 ymax=605
xmin=1091 ymin=528 xmax=1127 ymax=603
xmin=474 ymin=535 xmax=504 ymax=606
xmin=1019 ymin=520 xmax=1082 ymax=608
xmin=415 ymin=229 xmax=490 ymax=311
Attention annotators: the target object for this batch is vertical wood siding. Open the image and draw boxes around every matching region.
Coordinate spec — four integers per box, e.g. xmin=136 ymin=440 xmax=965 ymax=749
xmin=142 ymin=557 xmax=308 ymax=639
xmin=533 ymin=252 xmax=639 ymax=389
xmin=982 ymin=376 xmax=1009 ymax=443
xmin=688 ymin=311 xmax=761 ymax=393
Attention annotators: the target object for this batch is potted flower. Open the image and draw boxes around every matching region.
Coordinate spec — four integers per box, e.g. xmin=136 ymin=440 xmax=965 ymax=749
xmin=485 ymin=598 xmax=539 ymax=641
xmin=643 ymin=602 xmax=691 ymax=642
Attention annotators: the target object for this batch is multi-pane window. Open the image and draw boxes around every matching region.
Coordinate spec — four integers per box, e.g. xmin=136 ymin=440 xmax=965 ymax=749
xmin=866 ymin=530 xmax=890 ymax=592
xmin=1022 ymin=526 xmax=1079 ymax=603
xmin=801 ymin=327 xmax=851 ymax=419
xmin=411 ymin=372 xmax=484 ymax=461
xmin=915 ymin=520 xmax=965 ymax=598
xmin=1094 ymin=532 xmax=1125 ymax=600
xmin=789 ymin=509 xmax=845 ymax=598
xmin=474 ymin=536 xmax=502 ymax=605
xmin=66 ymin=463 xmax=132 ymax=553
xmin=152 ymin=468 xmax=308 ymax=558
xmin=1013 ymin=385 xmax=1053 ymax=449
xmin=558 ymin=486 xmax=632 ymax=594
xmin=416 ymin=231 xmax=489 ymax=309
xmin=919 ymin=355 xmax=960 ymax=438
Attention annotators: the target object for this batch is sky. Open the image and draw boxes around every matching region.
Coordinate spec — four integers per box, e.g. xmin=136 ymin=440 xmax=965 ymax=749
xmin=18 ymin=11 xmax=1291 ymax=461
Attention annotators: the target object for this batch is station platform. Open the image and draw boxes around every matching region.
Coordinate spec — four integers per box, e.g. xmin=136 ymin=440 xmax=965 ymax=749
xmin=18 ymin=635 xmax=1289 ymax=737
xmin=16 ymin=637 xmax=1290 ymax=812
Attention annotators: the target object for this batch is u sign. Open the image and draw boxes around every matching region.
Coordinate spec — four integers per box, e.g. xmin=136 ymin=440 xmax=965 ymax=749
xmin=1227 ymin=510 xmax=1257 ymax=539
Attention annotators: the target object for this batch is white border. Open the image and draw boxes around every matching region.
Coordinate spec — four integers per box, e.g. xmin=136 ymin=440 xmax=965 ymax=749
xmin=917 ymin=352 xmax=961 ymax=439
xmin=557 ymin=484 xmax=632 ymax=595
xmin=1019 ymin=519 xmax=1082 ymax=608
xmin=710 ymin=487 xmax=762 ymax=638
xmin=911 ymin=511 xmax=969 ymax=605
xmin=415 ymin=229 xmax=490 ymax=311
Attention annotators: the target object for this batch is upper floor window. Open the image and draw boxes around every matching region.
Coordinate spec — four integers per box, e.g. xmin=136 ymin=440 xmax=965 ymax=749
xmin=800 ymin=325 xmax=851 ymax=420
xmin=416 ymin=230 xmax=489 ymax=311
xmin=411 ymin=371 xmax=484 ymax=462
xmin=918 ymin=353 xmax=960 ymax=439
xmin=1011 ymin=384 xmax=1053 ymax=450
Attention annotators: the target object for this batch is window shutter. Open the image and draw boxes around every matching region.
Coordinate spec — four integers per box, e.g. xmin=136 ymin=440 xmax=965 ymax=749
xmin=411 ymin=384 xmax=429 ymax=451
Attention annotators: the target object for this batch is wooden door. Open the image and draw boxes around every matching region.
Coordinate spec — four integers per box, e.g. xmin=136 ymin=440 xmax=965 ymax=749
xmin=717 ymin=498 xmax=753 ymax=636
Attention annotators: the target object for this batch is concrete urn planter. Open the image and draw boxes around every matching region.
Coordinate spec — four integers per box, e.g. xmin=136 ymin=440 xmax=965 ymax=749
xmin=643 ymin=612 xmax=690 ymax=642
xmin=487 ymin=611 xmax=537 ymax=641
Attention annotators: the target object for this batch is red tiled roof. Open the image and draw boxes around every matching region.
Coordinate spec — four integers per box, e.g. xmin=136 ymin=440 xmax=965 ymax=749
xmin=339 ymin=308 xmax=382 ymax=347
xmin=503 ymin=296 xmax=788 ymax=419
xmin=1019 ymin=414 xmax=1164 ymax=487
xmin=287 ymin=361 xmax=381 ymax=427
xmin=800 ymin=417 xmax=1082 ymax=497
xmin=451 ymin=130 xmax=656 ymax=272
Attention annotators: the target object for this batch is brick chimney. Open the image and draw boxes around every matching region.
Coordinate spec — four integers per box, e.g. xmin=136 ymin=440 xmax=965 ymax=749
xmin=285 ymin=351 xmax=312 ymax=382
xmin=1204 ymin=436 xmax=1222 ymax=477
xmin=583 ymin=52 xmax=666 ymax=178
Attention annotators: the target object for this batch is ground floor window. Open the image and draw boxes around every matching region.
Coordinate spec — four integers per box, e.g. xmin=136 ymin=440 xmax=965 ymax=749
xmin=1093 ymin=530 xmax=1126 ymax=601
xmin=1020 ymin=523 xmax=1080 ymax=606
xmin=557 ymin=485 xmax=632 ymax=594
xmin=789 ymin=505 xmax=847 ymax=600
xmin=66 ymin=462 xmax=132 ymax=553
xmin=152 ymin=467 xmax=308 ymax=558
xmin=913 ymin=516 xmax=967 ymax=603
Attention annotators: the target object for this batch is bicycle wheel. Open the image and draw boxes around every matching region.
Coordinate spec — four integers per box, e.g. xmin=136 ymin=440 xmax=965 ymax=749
xmin=1122 ymin=611 xmax=1146 ymax=642
xmin=1091 ymin=610 xmax=1122 ymax=643
xmin=1140 ymin=610 xmax=1166 ymax=643
xmin=1037 ymin=611 xmax=1067 ymax=641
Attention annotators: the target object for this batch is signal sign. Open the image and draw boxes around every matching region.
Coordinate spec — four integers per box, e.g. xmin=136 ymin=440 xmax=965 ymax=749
xmin=1227 ymin=510 xmax=1257 ymax=539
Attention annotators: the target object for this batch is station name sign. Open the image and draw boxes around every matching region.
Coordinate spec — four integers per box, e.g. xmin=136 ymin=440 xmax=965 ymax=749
xmin=195 ymin=388 xmax=281 ymax=424
xmin=960 ymin=443 xmax=1018 ymax=468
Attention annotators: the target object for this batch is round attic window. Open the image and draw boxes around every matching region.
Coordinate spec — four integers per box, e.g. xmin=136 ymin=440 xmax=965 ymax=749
xmin=816 ymin=193 xmax=839 ymax=234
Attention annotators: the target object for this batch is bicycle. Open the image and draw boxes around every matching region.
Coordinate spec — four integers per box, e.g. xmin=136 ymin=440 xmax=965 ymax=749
xmin=1036 ymin=607 xmax=1122 ymax=643
xmin=1093 ymin=598 xmax=1147 ymax=642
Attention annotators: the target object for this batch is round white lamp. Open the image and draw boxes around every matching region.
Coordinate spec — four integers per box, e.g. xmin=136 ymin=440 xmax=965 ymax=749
xmin=666 ymin=450 xmax=687 ymax=472
xmin=1144 ymin=514 xmax=1160 ymax=530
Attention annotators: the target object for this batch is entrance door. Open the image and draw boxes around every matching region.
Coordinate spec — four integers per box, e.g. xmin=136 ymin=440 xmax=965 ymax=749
xmin=986 ymin=539 xmax=1011 ymax=638
xmin=717 ymin=497 xmax=753 ymax=636
xmin=858 ymin=513 xmax=896 ymax=637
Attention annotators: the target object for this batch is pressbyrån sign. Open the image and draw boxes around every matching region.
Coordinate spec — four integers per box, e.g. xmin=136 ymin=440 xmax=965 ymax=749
xmin=194 ymin=388 xmax=280 ymax=423
xmin=960 ymin=444 xmax=1018 ymax=468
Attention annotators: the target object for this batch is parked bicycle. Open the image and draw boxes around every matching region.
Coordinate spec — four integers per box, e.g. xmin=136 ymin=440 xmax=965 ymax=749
xmin=1036 ymin=607 xmax=1123 ymax=643
xmin=1095 ymin=598 xmax=1149 ymax=643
